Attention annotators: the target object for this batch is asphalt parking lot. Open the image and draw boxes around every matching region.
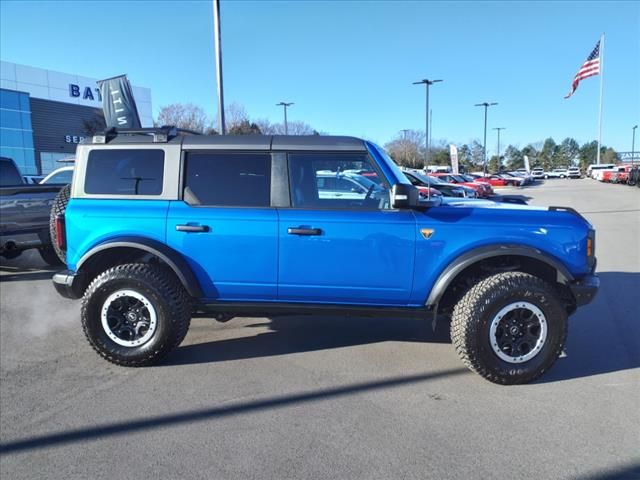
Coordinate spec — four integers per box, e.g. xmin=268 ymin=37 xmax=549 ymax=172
xmin=1 ymin=179 xmax=638 ymax=480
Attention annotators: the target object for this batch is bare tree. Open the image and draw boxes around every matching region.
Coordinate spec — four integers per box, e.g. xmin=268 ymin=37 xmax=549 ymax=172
xmin=254 ymin=118 xmax=318 ymax=135
xmin=224 ymin=102 xmax=249 ymax=130
xmin=384 ymin=130 xmax=425 ymax=167
xmin=155 ymin=103 xmax=211 ymax=133
xmin=82 ymin=112 xmax=106 ymax=136
xmin=254 ymin=118 xmax=280 ymax=134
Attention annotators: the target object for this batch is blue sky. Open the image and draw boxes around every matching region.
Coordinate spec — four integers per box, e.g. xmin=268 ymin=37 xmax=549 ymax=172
xmin=1 ymin=0 xmax=638 ymax=153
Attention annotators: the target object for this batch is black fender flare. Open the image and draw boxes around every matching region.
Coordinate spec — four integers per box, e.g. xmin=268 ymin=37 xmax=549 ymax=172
xmin=76 ymin=236 xmax=203 ymax=298
xmin=425 ymin=244 xmax=574 ymax=307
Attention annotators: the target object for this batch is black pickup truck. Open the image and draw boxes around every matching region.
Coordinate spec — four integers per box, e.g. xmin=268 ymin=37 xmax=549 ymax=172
xmin=0 ymin=157 xmax=64 ymax=265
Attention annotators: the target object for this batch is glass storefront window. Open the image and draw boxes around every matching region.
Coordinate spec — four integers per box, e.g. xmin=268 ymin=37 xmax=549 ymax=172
xmin=0 ymin=109 xmax=21 ymax=128
xmin=0 ymin=88 xmax=36 ymax=174
xmin=0 ymin=90 xmax=20 ymax=110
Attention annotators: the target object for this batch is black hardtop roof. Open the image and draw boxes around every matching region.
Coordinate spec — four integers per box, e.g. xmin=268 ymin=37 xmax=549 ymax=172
xmin=94 ymin=132 xmax=368 ymax=151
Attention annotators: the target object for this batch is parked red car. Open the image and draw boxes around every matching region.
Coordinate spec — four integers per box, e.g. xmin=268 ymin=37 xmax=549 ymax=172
xmin=431 ymin=173 xmax=491 ymax=197
xmin=468 ymin=174 xmax=510 ymax=187
xmin=459 ymin=174 xmax=494 ymax=196
xmin=601 ymin=170 xmax=617 ymax=183
xmin=613 ymin=165 xmax=633 ymax=184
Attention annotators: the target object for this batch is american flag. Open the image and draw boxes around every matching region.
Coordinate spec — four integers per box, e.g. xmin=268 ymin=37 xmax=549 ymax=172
xmin=565 ymin=40 xmax=601 ymax=98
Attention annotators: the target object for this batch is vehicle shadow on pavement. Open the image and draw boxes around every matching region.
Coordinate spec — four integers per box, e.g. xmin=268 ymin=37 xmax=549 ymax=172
xmin=537 ymin=271 xmax=640 ymax=383
xmin=0 ymin=251 xmax=58 ymax=282
xmin=165 ymin=314 xmax=451 ymax=366
xmin=0 ymin=264 xmax=57 ymax=282
xmin=0 ymin=366 xmax=469 ymax=455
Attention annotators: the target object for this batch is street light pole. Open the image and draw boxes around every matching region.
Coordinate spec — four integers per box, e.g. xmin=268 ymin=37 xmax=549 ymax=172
xmin=401 ymin=129 xmax=410 ymax=166
xmin=475 ymin=102 xmax=498 ymax=174
xmin=276 ymin=102 xmax=294 ymax=134
xmin=213 ymin=0 xmax=226 ymax=134
xmin=493 ymin=127 xmax=506 ymax=170
xmin=413 ymin=79 xmax=442 ymax=170
xmin=632 ymin=125 xmax=638 ymax=166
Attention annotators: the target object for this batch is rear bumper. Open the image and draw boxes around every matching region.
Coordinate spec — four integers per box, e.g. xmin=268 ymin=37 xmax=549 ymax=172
xmin=52 ymin=270 xmax=85 ymax=299
xmin=569 ymin=274 xmax=600 ymax=307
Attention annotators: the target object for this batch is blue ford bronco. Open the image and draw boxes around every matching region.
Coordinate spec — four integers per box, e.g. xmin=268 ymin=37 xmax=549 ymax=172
xmin=52 ymin=127 xmax=599 ymax=384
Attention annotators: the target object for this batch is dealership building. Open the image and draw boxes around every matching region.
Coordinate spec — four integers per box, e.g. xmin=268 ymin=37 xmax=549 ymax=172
xmin=0 ymin=61 xmax=152 ymax=175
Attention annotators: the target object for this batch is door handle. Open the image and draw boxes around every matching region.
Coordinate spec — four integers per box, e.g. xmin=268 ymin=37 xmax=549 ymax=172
xmin=288 ymin=227 xmax=322 ymax=236
xmin=176 ymin=224 xmax=210 ymax=233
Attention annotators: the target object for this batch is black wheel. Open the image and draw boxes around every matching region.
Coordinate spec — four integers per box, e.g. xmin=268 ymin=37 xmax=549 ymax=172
xmin=38 ymin=246 xmax=64 ymax=266
xmin=81 ymin=263 xmax=191 ymax=366
xmin=49 ymin=184 xmax=70 ymax=264
xmin=451 ymin=272 xmax=567 ymax=385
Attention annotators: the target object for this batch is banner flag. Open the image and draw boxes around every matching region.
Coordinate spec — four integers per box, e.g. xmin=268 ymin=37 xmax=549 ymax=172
xmin=524 ymin=155 xmax=530 ymax=172
xmin=450 ymin=144 xmax=459 ymax=174
xmin=97 ymin=75 xmax=142 ymax=129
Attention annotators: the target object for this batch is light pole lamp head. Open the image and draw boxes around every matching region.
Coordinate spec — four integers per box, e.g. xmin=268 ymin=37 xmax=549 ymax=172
xmin=413 ymin=79 xmax=443 ymax=86
xmin=276 ymin=102 xmax=294 ymax=107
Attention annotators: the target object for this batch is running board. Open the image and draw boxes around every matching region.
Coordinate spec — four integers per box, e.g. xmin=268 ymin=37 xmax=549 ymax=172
xmin=196 ymin=302 xmax=431 ymax=319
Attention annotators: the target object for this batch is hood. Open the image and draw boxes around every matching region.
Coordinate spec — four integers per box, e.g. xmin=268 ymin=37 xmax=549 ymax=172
xmin=441 ymin=197 xmax=546 ymax=211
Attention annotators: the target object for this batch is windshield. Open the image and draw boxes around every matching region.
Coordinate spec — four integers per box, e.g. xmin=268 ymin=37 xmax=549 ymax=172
xmin=343 ymin=173 xmax=383 ymax=191
xmin=366 ymin=142 xmax=412 ymax=185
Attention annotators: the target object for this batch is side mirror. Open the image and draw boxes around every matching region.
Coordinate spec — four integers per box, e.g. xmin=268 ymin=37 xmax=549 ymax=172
xmin=391 ymin=183 xmax=438 ymax=209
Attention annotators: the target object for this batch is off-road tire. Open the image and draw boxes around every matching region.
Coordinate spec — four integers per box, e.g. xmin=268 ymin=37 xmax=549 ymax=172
xmin=451 ymin=272 xmax=567 ymax=385
xmin=49 ymin=184 xmax=70 ymax=264
xmin=38 ymin=246 xmax=64 ymax=266
xmin=81 ymin=263 xmax=191 ymax=366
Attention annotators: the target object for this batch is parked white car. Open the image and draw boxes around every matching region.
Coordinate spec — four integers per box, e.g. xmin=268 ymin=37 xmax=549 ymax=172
xmin=567 ymin=167 xmax=581 ymax=179
xmin=40 ymin=166 xmax=74 ymax=185
xmin=531 ymin=168 xmax=545 ymax=179
xmin=587 ymin=163 xmax=615 ymax=179
xmin=544 ymin=168 xmax=568 ymax=179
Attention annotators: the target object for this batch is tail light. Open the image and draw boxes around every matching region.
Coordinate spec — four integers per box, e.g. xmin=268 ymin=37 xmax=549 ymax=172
xmin=55 ymin=214 xmax=66 ymax=251
xmin=587 ymin=230 xmax=596 ymax=271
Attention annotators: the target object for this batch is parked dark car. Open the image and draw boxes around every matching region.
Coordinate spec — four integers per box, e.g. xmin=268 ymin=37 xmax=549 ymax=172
xmin=0 ymin=157 xmax=64 ymax=265
xmin=404 ymin=170 xmax=474 ymax=198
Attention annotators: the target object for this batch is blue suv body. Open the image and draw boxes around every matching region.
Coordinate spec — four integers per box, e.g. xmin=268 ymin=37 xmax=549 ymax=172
xmin=52 ymin=128 xmax=598 ymax=384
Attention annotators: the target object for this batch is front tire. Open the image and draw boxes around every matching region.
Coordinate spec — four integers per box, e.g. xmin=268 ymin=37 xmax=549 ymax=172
xmin=451 ymin=272 xmax=567 ymax=385
xmin=81 ymin=263 xmax=191 ymax=366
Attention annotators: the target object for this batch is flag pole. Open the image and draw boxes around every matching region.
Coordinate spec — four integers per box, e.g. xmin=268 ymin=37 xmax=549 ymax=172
xmin=596 ymin=33 xmax=605 ymax=165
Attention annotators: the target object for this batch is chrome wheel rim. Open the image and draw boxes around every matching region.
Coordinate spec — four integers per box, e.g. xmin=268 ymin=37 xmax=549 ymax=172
xmin=101 ymin=290 xmax=157 ymax=347
xmin=489 ymin=302 xmax=547 ymax=363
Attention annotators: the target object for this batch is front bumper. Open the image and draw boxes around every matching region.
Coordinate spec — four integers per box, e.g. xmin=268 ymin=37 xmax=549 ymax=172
xmin=569 ymin=274 xmax=600 ymax=307
xmin=52 ymin=270 xmax=85 ymax=299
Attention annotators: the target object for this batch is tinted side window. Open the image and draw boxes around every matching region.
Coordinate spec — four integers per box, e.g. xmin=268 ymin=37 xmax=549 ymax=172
xmin=184 ymin=152 xmax=271 ymax=207
xmin=0 ymin=159 xmax=24 ymax=186
xmin=85 ymin=150 xmax=164 ymax=195
xmin=289 ymin=153 xmax=390 ymax=210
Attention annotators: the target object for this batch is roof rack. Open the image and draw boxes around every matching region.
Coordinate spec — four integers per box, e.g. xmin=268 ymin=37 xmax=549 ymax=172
xmin=92 ymin=126 xmax=201 ymax=144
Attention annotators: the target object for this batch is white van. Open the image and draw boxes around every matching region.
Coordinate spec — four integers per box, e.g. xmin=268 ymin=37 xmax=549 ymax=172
xmin=587 ymin=164 xmax=615 ymax=179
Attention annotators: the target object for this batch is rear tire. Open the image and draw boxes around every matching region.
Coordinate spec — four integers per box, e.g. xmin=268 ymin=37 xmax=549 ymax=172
xmin=39 ymin=246 xmax=64 ymax=266
xmin=81 ymin=263 xmax=191 ymax=366
xmin=451 ymin=272 xmax=567 ymax=385
xmin=49 ymin=184 xmax=70 ymax=264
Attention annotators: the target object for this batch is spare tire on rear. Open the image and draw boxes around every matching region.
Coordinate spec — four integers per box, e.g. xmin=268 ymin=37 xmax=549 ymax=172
xmin=49 ymin=184 xmax=70 ymax=265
